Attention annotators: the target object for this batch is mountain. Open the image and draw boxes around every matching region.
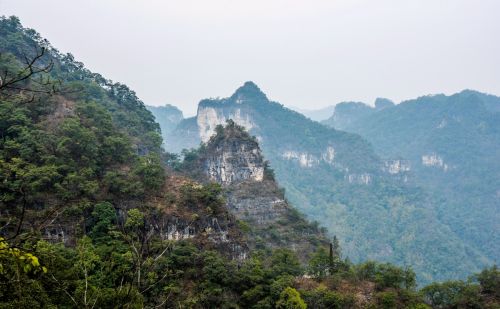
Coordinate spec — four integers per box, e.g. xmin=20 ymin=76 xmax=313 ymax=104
xmin=291 ymin=105 xmax=336 ymax=121
xmin=0 ymin=15 xmax=165 ymax=246
xmin=2 ymin=16 xmax=499 ymax=308
xmin=322 ymin=98 xmax=395 ymax=130
xmin=0 ymin=16 xmax=327 ymax=269
xmin=322 ymin=90 xmax=500 ymax=266
xmin=161 ymin=81 xmax=490 ymax=283
xmin=179 ymin=120 xmax=329 ymax=261
xmin=0 ymin=16 xmax=321 ymax=306
xmin=146 ymin=104 xmax=183 ymax=146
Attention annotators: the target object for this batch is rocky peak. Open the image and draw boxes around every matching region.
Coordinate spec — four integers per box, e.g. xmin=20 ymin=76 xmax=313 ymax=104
xmin=198 ymin=121 xmax=328 ymax=260
xmin=204 ymin=120 xmax=264 ymax=185
xmin=229 ymin=81 xmax=268 ymax=103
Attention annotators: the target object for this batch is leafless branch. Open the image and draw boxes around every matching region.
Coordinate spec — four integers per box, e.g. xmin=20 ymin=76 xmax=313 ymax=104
xmin=0 ymin=47 xmax=58 ymax=98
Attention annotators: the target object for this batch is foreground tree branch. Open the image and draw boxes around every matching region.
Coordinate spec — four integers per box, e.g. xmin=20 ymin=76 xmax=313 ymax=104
xmin=0 ymin=46 xmax=58 ymax=96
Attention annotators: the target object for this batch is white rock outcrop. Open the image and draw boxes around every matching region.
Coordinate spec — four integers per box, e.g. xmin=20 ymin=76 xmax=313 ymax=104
xmin=384 ymin=159 xmax=411 ymax=174
xmin=422 ymin=153 xmax=449 ymax=171
xmin=197 ymin=106 xmax=255 ymax=143
xmin=206 ymin=145 xmax=265 ymax=185
xmin=282 ymin=146 xmax=337 ymax=168
xmin=346 ymin=173 xmax=373 ymax=185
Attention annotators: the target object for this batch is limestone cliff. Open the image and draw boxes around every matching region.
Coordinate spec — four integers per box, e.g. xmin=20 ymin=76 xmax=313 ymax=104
xmin=42 ymin=174 xmax=248 ymax=260
xmin=147 ymin=176 xmax=248 ymax=260
xmin=195 ymin=121 xmax=328 ymax=261
xmin=204 ymin=124 xmax=264 ymax=185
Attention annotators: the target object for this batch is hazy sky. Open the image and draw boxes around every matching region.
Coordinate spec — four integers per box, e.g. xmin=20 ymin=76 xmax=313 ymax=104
xmin=2 ymin=0 xmax=500 ymax=116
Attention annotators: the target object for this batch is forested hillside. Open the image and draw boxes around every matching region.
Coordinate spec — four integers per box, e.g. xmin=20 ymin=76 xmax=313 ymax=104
xmin=1 ymin=16 xmax=499 ymax=308
xmin=159 ymin=82 xmax=490 ymax=284
xmin=322 ymin=91 xmax=500 ymax=267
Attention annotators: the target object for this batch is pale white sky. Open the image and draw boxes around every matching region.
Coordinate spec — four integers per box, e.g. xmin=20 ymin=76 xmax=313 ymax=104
xmin=2 ymin=0 xmax=500 ymax=116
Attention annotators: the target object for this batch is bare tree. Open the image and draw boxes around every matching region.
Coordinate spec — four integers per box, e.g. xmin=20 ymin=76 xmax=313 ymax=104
xmin=0 ymin=46 xmax=59 ymax=97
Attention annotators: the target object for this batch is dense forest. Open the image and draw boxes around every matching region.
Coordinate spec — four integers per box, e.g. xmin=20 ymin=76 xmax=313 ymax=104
xmin=159 ymin=81 xmax=488 ymax=284
xmin=1 ymin=16 xmax=499 ymax=308
xmin=322 ymin=92 xmax=500 ymax=266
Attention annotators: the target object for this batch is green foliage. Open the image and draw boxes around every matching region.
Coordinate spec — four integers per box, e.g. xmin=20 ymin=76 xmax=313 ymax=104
xmin=0 ymin=237 xmax=46 ymax=275
xmin=1 ymin=228 xmax=498 ymax=308
xmin=263 ymin=160 xmax=276 ymax=181
xmin=1 ymin=16 xmax=499 ymax=309
xmin=125 ymin=208 xmax=145 ymax=231
xmin=308 ymin=247 xmax=331 ymax=278
xmin=133 ymin=153 xmax=165 ymax=191
xmin=0 ymin=16 xmax=167 ymax=248
xmin=301 ymin=286 xmax=355 ymax=309
xmin=323 ymin=91 xmax=500 ymax=279
xmin=161 ymin=81 xmax=491 ymax=284
xmin=276 ymin=287 xmax=307 ymax=309
xmin=475 ymin=265 xmax=500 ymax=299
xmin=90 ymin=202 xmax=116 ymax=240
xmin=270 ymin=249 xmax=303 ymax=277
xmin=376 ymin=290 xmax=398 ymax=308
xmin=420 ymin=267 xmax=499 ymax=309
xmin=355 ymin=261 xmax=416 ymax=290
xmin=179 ymin=182 xmax=225 ymax=215
xmin=421 ymin=281 xmax=480 ymax=308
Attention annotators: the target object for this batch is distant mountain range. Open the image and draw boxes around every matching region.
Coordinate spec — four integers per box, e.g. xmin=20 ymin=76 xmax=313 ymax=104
xmin=151 ymin=82 xmax=496 ymax=283
xmin=3 ymin=15 xmax=499 ymax=308
xmin=147 ymin=104 xmax=183 ymax=145
xmin=322 ymin=90 xmax=500 ymax=266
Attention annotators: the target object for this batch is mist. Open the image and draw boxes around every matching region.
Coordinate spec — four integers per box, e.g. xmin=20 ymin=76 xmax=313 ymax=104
xmin=2 ymin=0 xmax=500 ymax=115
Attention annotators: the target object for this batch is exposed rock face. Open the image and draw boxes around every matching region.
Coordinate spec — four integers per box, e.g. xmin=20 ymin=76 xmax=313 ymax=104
xmin=166 ymin=81 xmax=379 ymax=179
xmin=196 ymin=82 xmax=265 ymax=143
xmin=384 ymin=159 xmax=411 ymax=174
xmin=205 ymin=136 xmax=264 ymax=185
xmin=44 ymin=226 xmax=69 ymax=244
xmin=199 ymin=121 xmax=328 ymax=260
xmin=40 ymin=174 xmax=249 ymax=261
xmin=145 ymin=176 xmax=249 ymax=261
xmin=152 ymin=83 xmax=499 ymax=283
xmin=346 ymin=173 xmax=372 ymax=185
xmin=151 ymin=210 xmax=248 ymax=261
xmin=322 ymin=146 xmax=336 ymax=164
xmin=422 ymin=153 xmax=449 ymax=171
xmin=282 ymin=151 xmax=319 ymax=168
xmin=226 ymin=181 xmax=288 ymax=226
xmin=282 ymin=146 xmax=337 ymax=168
xmin=198 ymin=106 xmax=256 ymax=143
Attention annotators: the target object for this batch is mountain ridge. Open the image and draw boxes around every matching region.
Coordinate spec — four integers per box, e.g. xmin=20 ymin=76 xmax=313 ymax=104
xmin=159 ymin=81 xmax=491 ymax=283
xmin=322 ymin=89 xmax=500 ymax=265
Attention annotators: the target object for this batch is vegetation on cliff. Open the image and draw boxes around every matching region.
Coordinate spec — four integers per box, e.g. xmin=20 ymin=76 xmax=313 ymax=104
xmin=1 ymin=16 xmax=498 ymax=308
xmin=160 ymin=81 xmax=489 ymax=284
xmin=322 ymin=91 xmax=500 ymax=266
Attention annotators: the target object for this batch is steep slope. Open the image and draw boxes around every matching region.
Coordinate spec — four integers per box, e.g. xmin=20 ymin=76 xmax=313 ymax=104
xmin=167 ymin=116 xmax=201 ymax=153
xmin=0 ymin=15 xmax=250 ymax=261
xmin=161 ymin=81 xmax=489 ymax=283
xmin=323 ymin=90 xmax=500 ymax=264
xmin=146 ymin=104 xmax=183 ymax=147
xmin=1 ymin=16 xmax=320 ymax=263
xmin=0 ymin=15 xmax=325 ymax=265
xmin=0 ymin=16 xmax=166 ymax=246
xmin=179 ymin=121 xmax=329 ymax=261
